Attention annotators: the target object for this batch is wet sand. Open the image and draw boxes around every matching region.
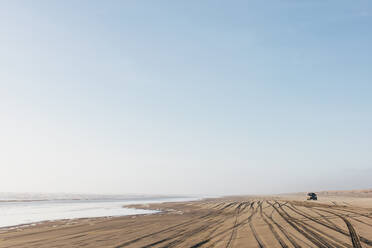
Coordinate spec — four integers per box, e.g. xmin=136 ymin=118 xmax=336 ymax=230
xmin=1 ymin=195 xmax=372 ymax=248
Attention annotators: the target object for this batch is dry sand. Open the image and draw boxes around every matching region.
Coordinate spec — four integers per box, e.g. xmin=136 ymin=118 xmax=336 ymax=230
xmin=1 ymin=194 xmax=372 ymax=247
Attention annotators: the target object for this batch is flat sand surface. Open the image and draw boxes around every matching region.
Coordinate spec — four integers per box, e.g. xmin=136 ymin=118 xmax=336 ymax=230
xmin=1 ymin=195 xmax=372 ymax=248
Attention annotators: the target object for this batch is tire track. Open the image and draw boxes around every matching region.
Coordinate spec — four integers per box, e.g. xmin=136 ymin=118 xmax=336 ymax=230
xmin=261 ymin=210 xmax=289 ymax=247
xmin=291 ymin=204 xmax=372 ymax=228
xmin=225 ymin=202 xmax=245 ymax=248
xmin=202 ymin=202 xmax=253 ymax=248
xmin=249 ymin=201 xmax=265 ymax=248
xmin=163 ymin=202 xmax=247 ymax=248
xmin=288 ymin=205 xmax=372 ymax=246
xmin=319 ymin=206 xmax=372 ymax=220
xmin=269 ymin=202 xmax=333 ymax=248
xmin=109 ymin=200 xmax=372 ymax=248
xmin=288 ymin=204 xmax=347 ymax=232
xmin=281 ymin=206 xmax=353 ymax=248
xmin=281 ymin=204 xmax=355 ymax=248
xmin=249 ymin=221 xmax=265 ymax=248
xmin=115 ymin=202 xmax=235 ymax=248
xmin=280 ymin=211 xmax=343 ymax=248
xmin=263 ymin=211 xmax=302 ymax=248
xmin=342 ymin=217 xmax=363 ymax=248
xmin=313 ymin=208 xmax=364 ymax=248
xmin=147 ymin=203 xmax=240 ymax=248
xmin=308 ymin=208 xmax=339 ymax=229
xmin=188 ymin=210 xmax=239 ymax=248
xmin=203 ymin=201 xmax=261 ymax=247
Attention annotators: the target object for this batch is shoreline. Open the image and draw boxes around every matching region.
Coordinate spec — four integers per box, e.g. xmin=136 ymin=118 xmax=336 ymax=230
xmin=0 ymin=197 xmax=201 ymax=231
xmin=1 ymin=196 xmax=372 ymax=247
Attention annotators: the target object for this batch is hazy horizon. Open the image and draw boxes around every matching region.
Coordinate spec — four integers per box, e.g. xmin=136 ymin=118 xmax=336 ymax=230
xmin=1 ymin=1 xmax=371 ymax=196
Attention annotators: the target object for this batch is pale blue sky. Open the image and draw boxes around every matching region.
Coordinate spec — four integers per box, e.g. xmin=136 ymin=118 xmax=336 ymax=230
xmin=1 ymin=1 xmax=371 ymax=195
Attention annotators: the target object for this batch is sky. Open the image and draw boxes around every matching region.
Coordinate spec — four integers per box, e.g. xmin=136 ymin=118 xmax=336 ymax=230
xmin=1 ymin=0 xmax=371 ymax=195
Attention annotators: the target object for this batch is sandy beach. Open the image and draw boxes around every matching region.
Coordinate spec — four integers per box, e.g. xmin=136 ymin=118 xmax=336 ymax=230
xmin=1 ymin=194 xmax=372 ymax=248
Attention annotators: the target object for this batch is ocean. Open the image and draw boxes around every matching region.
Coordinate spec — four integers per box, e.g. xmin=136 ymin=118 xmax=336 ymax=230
xmin=0 ymin=195 xmax=199 ymax=228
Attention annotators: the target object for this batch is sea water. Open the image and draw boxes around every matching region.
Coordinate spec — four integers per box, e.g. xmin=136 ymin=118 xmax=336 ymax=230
xmin=0 ymin=197 xmax=198 ymax=228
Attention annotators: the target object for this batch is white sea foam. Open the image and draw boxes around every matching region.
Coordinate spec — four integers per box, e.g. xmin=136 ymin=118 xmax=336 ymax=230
xmin=0 ymin=197 xmax=199 ymax=228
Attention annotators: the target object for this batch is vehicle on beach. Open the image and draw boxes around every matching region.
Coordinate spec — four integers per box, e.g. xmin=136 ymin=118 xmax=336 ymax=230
xmin=307 ymin=192 xmax=318 ymax=200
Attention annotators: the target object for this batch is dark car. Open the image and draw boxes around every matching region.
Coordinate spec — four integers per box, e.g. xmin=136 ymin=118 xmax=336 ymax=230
xmin=307 ymin=192 xmax=317 ymax=200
